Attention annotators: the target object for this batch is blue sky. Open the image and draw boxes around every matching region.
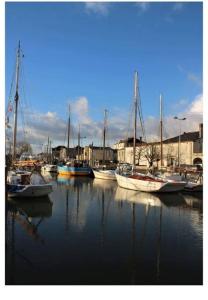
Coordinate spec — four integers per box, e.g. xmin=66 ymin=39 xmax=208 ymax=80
xmin=5 ymin=2 xmax=203 ymax=150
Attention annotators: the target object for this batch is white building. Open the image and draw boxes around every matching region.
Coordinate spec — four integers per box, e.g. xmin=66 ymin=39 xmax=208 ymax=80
xmin=114 ymin=124 xmax=203 ymax=168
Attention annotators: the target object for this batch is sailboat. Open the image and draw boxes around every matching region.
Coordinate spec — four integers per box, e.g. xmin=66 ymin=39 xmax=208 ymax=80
xmin=57 ymin=109 xmax=92 ymax=176
xmin=115 ymin=71 xmax=186 ymax=193
xmin=92 ymin=109 xmax=116 ymax=180
xmin=41 ymin=137 xmax=57 ymax=173
xmin=155 ymin=94 xmax=203 ymax=192
xmin=6 ymin=42 xmax=53 ymax=198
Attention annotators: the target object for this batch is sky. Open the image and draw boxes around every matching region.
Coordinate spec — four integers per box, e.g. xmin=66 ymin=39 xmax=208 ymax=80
xmin=5 ymin=1 xmax=203 ymax=153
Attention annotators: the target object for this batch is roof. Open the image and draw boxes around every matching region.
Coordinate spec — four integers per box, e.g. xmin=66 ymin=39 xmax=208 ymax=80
xmin=88 ymin=146 xmax=114 ymax=150
xmin=52 ymin=145 xmax=66 ymax=150
xmin=118 ymin=137 xmax=146 ymax=144
xmin=163 ymin=131 xmax=200 ymax=144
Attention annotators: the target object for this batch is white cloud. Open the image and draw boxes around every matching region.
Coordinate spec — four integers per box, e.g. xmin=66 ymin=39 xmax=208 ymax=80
xmin=144 ymin=94 xmax=203 ymax=141
xmin=165 ymin=3 xmax=184 ymax=23
xmin=186 ymin=94 xmax=203 ymax=116
xmin=135 ymin=2 xmax=150 ymax=13
xmin=85 ymin=2 xmax=110 ymax=16
xmin=70 ymin=96 xmax=91 ymax=125
xmin=171 ymin=98 xmax=189 ymax=111
xmin=172 ymin=3 xmax=184 ymax=12
xmin=7 ymin=93 xmax=203 ymax=153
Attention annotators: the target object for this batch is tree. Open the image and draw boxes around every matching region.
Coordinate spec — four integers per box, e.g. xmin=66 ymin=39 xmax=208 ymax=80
xmin=131 ymin=145 xmax=146 ymax=165
xmin=16 ymin=141 xmax=33 ymax=156
xmin=145 ymin=144 xmax=160 ymax=169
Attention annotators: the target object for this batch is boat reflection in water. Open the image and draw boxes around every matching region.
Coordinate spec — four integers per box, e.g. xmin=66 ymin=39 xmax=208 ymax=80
xmin=7 ymin=196 xmax=53 ymax=218
xmin=6 ymin=196 xmax=53 ymax=284
xmin=56 ymin=175 xmax=93 ymax=232
xmin=57 ymin=174 xmax=92 ymax=187
xmin=41 ymin=170 xmax=57 ymax=183
xmin=183 ymin=194 xmax=203 ymax=209
xmin=6 ymin=176 xmax=202 ymax=285
xmin=115 ymin=186 xmax=162 ymax=207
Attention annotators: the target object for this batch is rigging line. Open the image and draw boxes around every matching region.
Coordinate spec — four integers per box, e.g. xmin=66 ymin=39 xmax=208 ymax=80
xmin=21 ymin=53 xmax=30 ymax=114
xmin=125 ymin=100 xmax=134 ymax=142
xmin=71 ymin=125 xmax=75 ymax=147
xmin=17 ymin=58 xmax=29 ymax=145
xmin=19 ymin=58 xmax=30 ymax=144
xmin=19 ymin=101 xmax=28 ymax=144
xmin=21 ymin=52 xmax=36 ymax=134
xmin=6 ymin=54 xmax=16 ymax=117
xmin=137 ymin=87 xmax=146 ymax=142
xmin=63 ymin=123 xmax=67 ymax=147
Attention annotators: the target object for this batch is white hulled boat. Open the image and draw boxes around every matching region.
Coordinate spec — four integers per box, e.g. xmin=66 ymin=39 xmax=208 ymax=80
xmin=41 ymin=164 xmax=57 ymax=172
xmin=115 ymin=71 xmax=186 ymax=193
xmin=92 ymin=109 xmax=116 ymax=181
xmin=6 ymin=42 xmax=53 ymax=198
xmin=115 ymin=171 xmax=186 ymax=193
xmin=93 ymin=169 xmax=116 ymax=180
xmin=7 ymin=171 xmax=52 ymax=198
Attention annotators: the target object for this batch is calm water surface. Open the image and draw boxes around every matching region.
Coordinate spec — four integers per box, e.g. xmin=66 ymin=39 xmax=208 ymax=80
xmin=6 ymin=173 xmax=203 ymax=285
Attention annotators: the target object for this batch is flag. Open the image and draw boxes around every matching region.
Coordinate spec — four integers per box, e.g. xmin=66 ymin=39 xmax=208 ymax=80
xmin=8 ymin=102 xmax=13 ymax=112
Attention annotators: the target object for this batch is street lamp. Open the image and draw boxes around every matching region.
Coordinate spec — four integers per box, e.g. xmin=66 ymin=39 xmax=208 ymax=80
xmin=174 ymin=116 xmax=186 ymax=170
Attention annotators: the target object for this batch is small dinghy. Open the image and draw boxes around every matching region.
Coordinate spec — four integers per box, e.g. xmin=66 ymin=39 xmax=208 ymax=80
xmin=7 ymin=171 xmax=53 ymax=198
xmin=92 ymin=169 xmax=116 ymax=180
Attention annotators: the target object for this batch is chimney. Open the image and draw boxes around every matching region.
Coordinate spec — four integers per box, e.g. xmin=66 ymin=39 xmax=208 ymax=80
xmin=199 ymin=123 xmax=203 ymax=138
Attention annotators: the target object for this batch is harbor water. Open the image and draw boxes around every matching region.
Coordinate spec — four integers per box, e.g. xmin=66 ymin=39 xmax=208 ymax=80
xmin=6 ymin=173 xmax=203 ymax=285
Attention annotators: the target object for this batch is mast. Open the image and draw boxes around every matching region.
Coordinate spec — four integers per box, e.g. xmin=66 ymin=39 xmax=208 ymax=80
xmin=49 ymin=140 xmax=52 ymax=163
xmin=133 ymin=71 xmax=138 ymax=167
xmin=12 ymin=41 xmax=21 ymax=161
xmin=67 ymin=104 xmax=70 ymax=159
xmin=77 ymin=124 xmax=80 ymax=160
xmin=102 ymin=109 xmax=108 ymax=165
xmin=160 ymin=94 xmax=163 ymax=167
xmin=46 ymin=136 xmax=49 ymax=163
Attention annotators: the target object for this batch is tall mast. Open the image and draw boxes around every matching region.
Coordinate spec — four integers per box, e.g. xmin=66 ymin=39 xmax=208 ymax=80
xmin=77 ymin=124 xmax=80 ymax=160
xmin=67 ymin=104 xmax=70 ymax=159
xmin=102 ymin=109 xmax=108 ymax=165
xmin=160 ymin=94 xmax=163 ymax=167
xmin=133 ymin=71 xmax=138 ymax=167
xmin=49 ymin=139 xmax=52 ymax=163
xmin=47 ymin=136 xmax=49 ymax=163
xmin=12 ymin=41 xmax=21 ymax=161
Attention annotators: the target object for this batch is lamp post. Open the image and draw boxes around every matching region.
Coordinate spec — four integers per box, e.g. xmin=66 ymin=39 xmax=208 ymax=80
xmin=173 ymin=116 xmax=186 ymax=170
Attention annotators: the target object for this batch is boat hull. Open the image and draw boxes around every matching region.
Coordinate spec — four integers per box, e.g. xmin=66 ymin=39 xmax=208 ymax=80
xmin=184 ymin=182 xmax=203 ymax=192
xmin=115 ymin=173 xmax=186 ymax=193
xmin=92 ymin=169 xmax=116 ymax=180
xmin=57 ymin=166 xmax=92 ymax=176
xmin=41 ymin=165 xmax=57 ymax=172
xmin=7 ymin=184 xmax=53 ymax=198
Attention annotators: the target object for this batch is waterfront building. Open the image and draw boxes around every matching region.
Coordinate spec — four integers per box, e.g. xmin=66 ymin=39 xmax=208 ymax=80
xmin=52 ymin=145 xmax=82 ymax=161
xmin=83 ymin=145 xmax=117 ymax=166
xmin=114 ymin=123 xmax=203 ymax=168
xmin=112 ymin=137 xmax=145 ymax=163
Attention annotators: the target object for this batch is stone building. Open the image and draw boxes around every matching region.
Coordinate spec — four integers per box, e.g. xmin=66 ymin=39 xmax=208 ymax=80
xmin=83 ymin=145 xmax=117 ymax=166
xmin=52 ymin=145 xmax=83 ymax=161
xmin=113 ymin=137 xmax=145 ymax=163
xmin=114 ymin=124 xmax=203 ymax=168
xmin=162 ymin=123 xmax=203 ymax=167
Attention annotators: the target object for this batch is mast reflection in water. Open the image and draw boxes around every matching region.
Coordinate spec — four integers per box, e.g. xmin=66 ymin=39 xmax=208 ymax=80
xmin=6 ymin=176 xmax=202 ymax=285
